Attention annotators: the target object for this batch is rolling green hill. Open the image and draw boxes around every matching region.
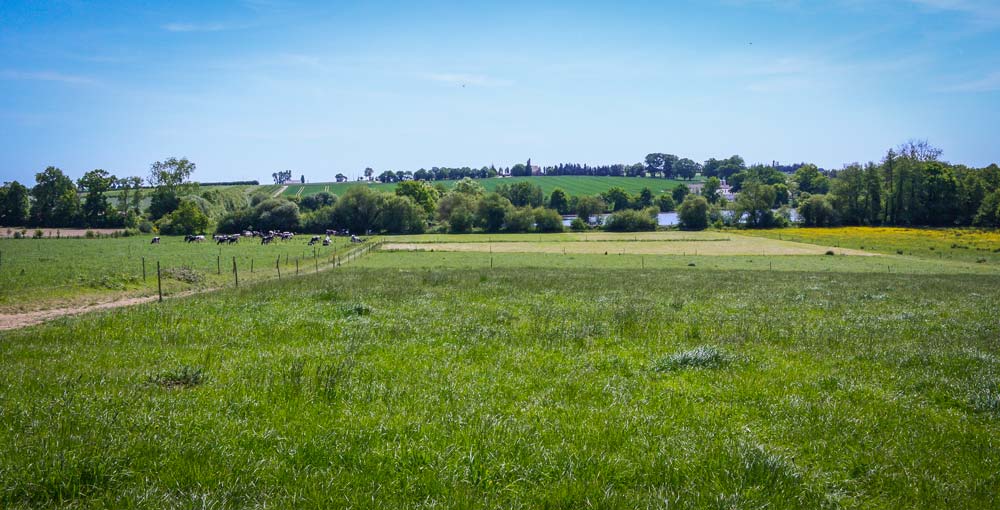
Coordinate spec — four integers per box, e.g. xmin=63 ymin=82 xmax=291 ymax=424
xmin=281 ymin=175 xmax=698 ymax=198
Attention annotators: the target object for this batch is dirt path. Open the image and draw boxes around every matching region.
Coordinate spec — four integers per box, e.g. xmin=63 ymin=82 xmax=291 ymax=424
xmin=273 ymin=185 xmax=288 ymax=197
xmin=0 ymin=295 xmax=162 ymax=331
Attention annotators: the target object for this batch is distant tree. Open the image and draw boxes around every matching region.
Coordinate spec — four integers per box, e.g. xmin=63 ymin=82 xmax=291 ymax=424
xmin=78 ymin=169 xmax=117 ymax=227
xmin=30 ymin=167 xmax=80 ymax=227
xmin=656 ymin=194 xmax=675 ymax=212
xmin=376 ymin=195 xmax=425 ymax=234
xmin=149 ymin=157 xmax=196 ymax=220
xmin=476 ymin=193 xmax=512 ymax=232
xmin=335 ymin=173 xmax=347 ymax=182
xmin=452 ymin=177 xmax=486 ymax=196
xmin=116 ymin=176 xmax=144 ymax=215
xmin=974 ymin=190 xmax=1000 ymax=228
xmin=575 ymin=195 xmax=605 ymax=223
xmin=702 ymin=177 xmax=721 ymax=203
xmin=671 ymin=183 xmax=689 ymax=204
xmin=674 ymin=158 xmax=699 ymax=180
xmin=735 ymin=182 xmax=777 ymax=228
xmin=548 ymin=188 xmax=570 ymax=214
xmin=792 ymin=164 xmax=829 ymax=194
xmin=377 ymin=170 xmax=396 ymax=183
xmin=157 ymin=199 xmax=209 ymax=234
xmin=395 ymin=180 xmax=440 ymax=215
xmin=798 ymin=194 xmax=837 ymax=227
xmin=644 ymin=153 xmax=665 ymax=177
xmin=504 ymin=207 xmax=534 ymax=233
xmin=300 ymin=175 xmax=305 ymax=184
xmin=497 ymin=181 xmax=544 ymax=207
xmin=605 ymin=208 xmax=657 ymax=232
xmin=602 ymin=186 xmax=631 ymax=211
xmin=300 ymin=192 xmax=337 ymax=212
xmin=533 ymin=207 xmax=564 ymax=232
xmin=678 ymin=195 xmax=709 ymax=230
xmin=0 ymin=181 xmax=30 ymax=225
xmin=364 ymin=167 xmax=374 ymax=181
xmin=636 ymin=187 xmax=654 ymax=208
xmin=332 ymin=186 xmax=381 ymax=233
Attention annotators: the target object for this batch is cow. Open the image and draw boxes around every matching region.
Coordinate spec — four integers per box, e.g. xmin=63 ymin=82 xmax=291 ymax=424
xmin=322 ymin=235 xmax=331 ymax=246
xmin=151 ymin=237 xmax=160 ymax=244
xmin=308 ymin=235 xmax=321 ymax=246
xmin=350 ymin=235 xmax=365 ymax=244
xmin=261 ymin=235 xmax=274 ymax=245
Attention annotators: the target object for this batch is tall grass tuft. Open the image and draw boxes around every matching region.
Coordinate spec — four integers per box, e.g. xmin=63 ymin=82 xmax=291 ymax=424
xmin=653 ymin=345 xmax=731 ymax=372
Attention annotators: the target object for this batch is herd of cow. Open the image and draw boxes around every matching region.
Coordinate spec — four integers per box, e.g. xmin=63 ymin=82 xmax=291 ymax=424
xmin=149 ymin=229 xmax=366 ymax=246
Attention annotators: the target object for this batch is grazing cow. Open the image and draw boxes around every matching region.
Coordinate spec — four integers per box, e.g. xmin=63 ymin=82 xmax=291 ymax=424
xmin=228 ymin=234 xmax=239 ymax=244
xmin=308 ymin=236 xmax=321 ymax=246
xmin=322 ymin=236 xmax=331 ymax=246
xmin=151 ymin=236 xmax=160 ymax=244
xmin=350 ymin=235 xmax=365 ymax=244
xmin=261 ymin=235 xmax=274 ymax=245
xmin=215 ymin=235 xmax=227 ymax=245
xmin=194 ymin=235 xmax=205 ymax=242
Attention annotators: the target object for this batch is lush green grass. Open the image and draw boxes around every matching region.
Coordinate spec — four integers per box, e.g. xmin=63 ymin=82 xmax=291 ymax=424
xmin=1 ymin=263 xmax=998 ymax=508
xmin=742 ymin=227 xmax=1000 ymax=265
xmin=0 ymin=235 xmax=363 ymax=312
xmin=283 ymin=176 xmax=695 ymax=198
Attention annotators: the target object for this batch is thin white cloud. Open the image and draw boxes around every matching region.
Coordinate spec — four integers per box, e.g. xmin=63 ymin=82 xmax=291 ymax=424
xmin=0 ymin=70 xmax=96 ymax=85
xmin=943 ymin=71 xmax=1000 ymax=92
xmin=907 ymin=0 xmax=1000 ymax=24
xmin=423 ymin=73 xmax=513 ymax=87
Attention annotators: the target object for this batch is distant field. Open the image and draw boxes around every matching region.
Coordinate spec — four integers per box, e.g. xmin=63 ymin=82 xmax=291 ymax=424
xmin=742 ymin=227 xmax=1000 ymax=264
xmin=282 ymin=176 xmax=695 ymax=198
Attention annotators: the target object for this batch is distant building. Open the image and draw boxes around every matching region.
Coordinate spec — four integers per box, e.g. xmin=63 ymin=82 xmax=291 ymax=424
xmin=530 ymin=165 xmax=543 ymax=176
xmin=335 ymin=174 xmax=348 ymax=183
xmin=687 ymin=183 xmax=704 ymax=195
xmin=498 ymin=167 xmax=512 ymax=177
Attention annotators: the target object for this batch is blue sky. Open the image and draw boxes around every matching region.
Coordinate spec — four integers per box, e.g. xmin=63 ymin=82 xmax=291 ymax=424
xmin=1 ymin=0 xmax=999 ymax=184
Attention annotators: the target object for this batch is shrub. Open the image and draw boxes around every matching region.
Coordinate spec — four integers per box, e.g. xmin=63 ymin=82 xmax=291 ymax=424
xmin=504 ymin=207 xmax=534 ymax=233
xmin=570 ymin=217 xmax=588 ymax=231
xmin=138 ymin=220 xmax=154 ymax=233
xmin=604 ymin=208 xmax=656 ymax=232
xmin=85 ymin=230 xmax=96 ymax=238
xmin=33 ymin=229 xmax=44 ymax=239
xmin=533 ymin=207 xmax=564 ymax=233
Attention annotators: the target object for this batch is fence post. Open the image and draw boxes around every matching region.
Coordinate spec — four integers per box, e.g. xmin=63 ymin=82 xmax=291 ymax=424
xmin=251 ymin=258 xmax=254 ymax=273
xmin=217 ymin=255 xmax=221 ymax=275
xmin=157 ymin=261 xmax=162 ymax=302
xmin=315 ymin=256 xmax=319 ymax=273
xmin=233 ymin=256 xmax=238 ymax=288
xmin=277 ymin=256 xmax=281 ymax=279
xmin=296 ymin=258 xmax=299 ymax=275
xmin=142 ymin=257 xmax=146 ymax=281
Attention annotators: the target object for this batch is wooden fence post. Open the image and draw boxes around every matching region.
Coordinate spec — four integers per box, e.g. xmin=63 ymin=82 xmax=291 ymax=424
xmin=157 ymin=261 xmax=162 ymax=302
xmin=233 ymin=256 xmax=238 ymax=287
xmin=142 ymin=257 xmax=146 ymax=281
xmin=277 ymin=256 xmax=281 ymax=279
xmin=217 ymin=255 xmax=221 ymax=275
xmin=251 ymin=258 xmax=254 ymax=273
xmin=296 ymin=258 xmax=299 ymax=275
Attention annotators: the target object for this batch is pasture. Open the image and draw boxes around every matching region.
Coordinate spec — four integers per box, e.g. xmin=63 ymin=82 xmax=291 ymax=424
xmin=1 ymin=229 xmax=998 ymax=508
xmin=282 ymin=175 xmax=694 ymax=198
xmin=0 ymin=235 xmax=363 ymax=313
xmin=1 ymin=259 xmax=999 ymax=508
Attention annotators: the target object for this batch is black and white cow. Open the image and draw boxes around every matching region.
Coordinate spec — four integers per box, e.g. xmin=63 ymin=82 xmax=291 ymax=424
xmin=150 ymin=236 xmax=160 ymax=244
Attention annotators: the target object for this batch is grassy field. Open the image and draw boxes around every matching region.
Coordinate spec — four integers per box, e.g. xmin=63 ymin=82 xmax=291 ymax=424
xmin=743 ymin=227 xmax=1000 ymax=264
xmin=282 ymin=176 xmax=695 ymax=198
xmin=1 ymin=229 xmax=998 ymax=507
xmin=0 ymin=235 xmax=364 ymax=312
xmin=1 ymin=261 xmax=999 ymax=507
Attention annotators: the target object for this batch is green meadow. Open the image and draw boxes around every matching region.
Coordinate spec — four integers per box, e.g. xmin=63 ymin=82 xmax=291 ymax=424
xmin=282 ymin=175 xmax=694 ymax=198
xmin=1 ymin=230 xmax=998 ymax=508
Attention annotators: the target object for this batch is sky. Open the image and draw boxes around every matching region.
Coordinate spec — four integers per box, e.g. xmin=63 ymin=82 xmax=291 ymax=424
xmin=1 ymin=0 xmax=999 ymax=184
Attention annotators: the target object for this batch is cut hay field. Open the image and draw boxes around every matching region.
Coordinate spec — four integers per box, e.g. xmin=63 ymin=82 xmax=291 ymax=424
xmin=743 ymin=227 xmax=1000 ymax=264
xmin=1 ymin=262 xmax=999 ymax=508
xmin=282 ymin=175 xmax=693 ymax=198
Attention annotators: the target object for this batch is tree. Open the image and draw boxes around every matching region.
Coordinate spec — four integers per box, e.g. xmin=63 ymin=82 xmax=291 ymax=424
xmin=300 ymin=192 xmax=337 ymax=212
xmin=575 ymin=195 xmax=605 ymax=223
xmin=734 ymin=182 xmax=777 ymax=228
xmin=702 ymin=177 xmax=721 ymax=203
xmin=636 ymin=188 xmax=654 ymax=208
xmin=793 ymin=164 xmax=829 ymax=195
xmin=476 ymin=193 xmax=512 ymax=232
xmin=300 ymin=175 xmax=305 ymax=184
xmin=656 ymin=194 xmax=675 ymax=212
xmin=30 ymin=166 xmax=80 ymax=227
xmin=674 ymin=158 xmax=699 ymax=180
xmin=644 ymin=153 xmax=665 ymax=177
xmin=149 ymin=157 xmax=196 ymax=220
xmin=533 ymin=207 xmax=564 ymax=232
xmin=497 ymin=181 xmax=544 ymax=207
xmin=157 ymin=199 xmax=209 ymax=234
xmin=253 ymin=198 xmax=301 ymax=232
xmin=78 ymin=169 xmax=117 ymax=227
xmin=602 ymin=186 xmax=631 ymax=211
xmin=376 ymin=195 xmax=425 ymax=234
xmin=604 ymin=208 xmax=657 ymax=232
xmin=364 ymin=167 xmax=374 ymax=181
xmin=333 ymin=187 xmax=381 ymax=234
xmin=0 ymin=181 xmax=30 ymax=225
xmin=672 ymin=184 xmax=689 ymax=204
xmin=798 ymin=194 xmax=837 ymax=226
xmin=678 ymin=195 xmax=709 ymax=230
xmin=377 ymin=170 xmax=396 ymax=183
xmin=395 ymin=180 xmax=440 ymax=215
xmin=974 ymin=191 xmax=1000 ymax=228
xmin=116 ymin=176 xmax=144 ymax=215
xmin=452 ymin=177 xmax=486 ymax=196
xmin=548 ymin=188 xmax=570 ymax=214
xmin=504 ymin=207 xmax=534 ymax=233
